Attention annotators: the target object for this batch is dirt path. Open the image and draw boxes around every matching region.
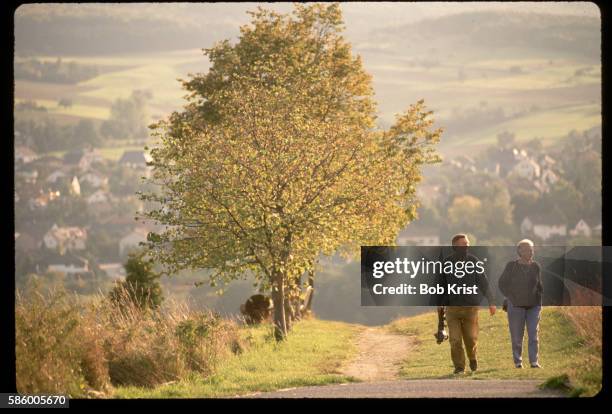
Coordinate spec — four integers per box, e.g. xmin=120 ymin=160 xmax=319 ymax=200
xmin=238 ymin=326 xmax=565 ymax=398
xmin=339 ymin=326 xmax=415 ymax=381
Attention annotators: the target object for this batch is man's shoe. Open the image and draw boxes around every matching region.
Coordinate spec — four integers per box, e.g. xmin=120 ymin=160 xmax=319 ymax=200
xmin=453 ymin=367 xmax=465 ymax=374
xmin=469 ymin=360 xmax=478 ymax=372
xmin=516 ymin=363 xmax=523 ymax=368
xmin=530 ymin=363 xmax=542 ymax=368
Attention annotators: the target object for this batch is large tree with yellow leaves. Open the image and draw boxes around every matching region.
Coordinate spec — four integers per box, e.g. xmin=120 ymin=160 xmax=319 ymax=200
xmin=140 ymin=3 xmax=442 ymax=340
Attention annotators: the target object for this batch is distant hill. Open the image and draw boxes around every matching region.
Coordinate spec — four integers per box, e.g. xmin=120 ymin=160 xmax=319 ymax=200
xmin=14 ymin=4 xmax=241 ymax=55
xmin=367 ymin=11 xmax=600 ymax=62
xmin=15 ymin=5 xmax=599 ymax=59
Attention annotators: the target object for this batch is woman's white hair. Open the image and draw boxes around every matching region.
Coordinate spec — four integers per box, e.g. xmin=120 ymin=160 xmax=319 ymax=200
xmin=516 ymin=239 xmax=534 ymax=248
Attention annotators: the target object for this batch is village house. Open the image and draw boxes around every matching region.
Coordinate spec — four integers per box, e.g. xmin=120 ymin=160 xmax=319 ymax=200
xmin=80 ymin=171 xmax=109 ymax=188
xmin=512 ymin=158 xmax=541 ymax=180
xmin=569 ymin=219 xmax=602 ymax=238
xmin=521 ymin=215 xmax=567 ymax=242
xmin=15 ymin=165 xmax=38 ymax=184
xmin=538 ymin=154 xmax=557 ymax=169
xmin=15 ymin=146 xmax=39 ymax=164
xmin=78 ymin=149 xmax=104 ymax=171
xmin=44 ymin=252 xmax=90 ymax=276
xmin=43 ymin=224 xmax=87 ymax=252
xmin=119 ymin=150 xmax=152 ymax=169
xmin=46 ymin=170 xmax=68 ymax=184
xmin=397 ymin=225 xmax=440 ymax=246
xmin=119 ymin=227 xmax=149 ymax=257
xmin=570 ymin=219 xmax=592 ymax=238
xmin=63 ymin=148 xmax=104 ymax=171
xmin=28 ymin=190 xmax=61 ymax=211
xmin=99 ymin=263 xmax=126 ymax=280
xmin=540 ymin=168 xmax=559 ymax=187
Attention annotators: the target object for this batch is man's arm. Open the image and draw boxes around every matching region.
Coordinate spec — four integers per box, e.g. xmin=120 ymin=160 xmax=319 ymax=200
xmin=474 ymin=256 xmax=496 ymax=315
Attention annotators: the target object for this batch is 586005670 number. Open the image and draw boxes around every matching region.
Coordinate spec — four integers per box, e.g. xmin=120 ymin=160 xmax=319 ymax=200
xmin=1 ymin=394 xmax=68 ymax=408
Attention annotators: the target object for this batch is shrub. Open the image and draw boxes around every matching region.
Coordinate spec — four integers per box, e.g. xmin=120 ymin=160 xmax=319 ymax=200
xmin=109 ymin=251 xmax=163 ymax=311
xmin=16 ymin=281 xmax=248 ymax=395
xmin=175 ymin=311 xmax=245 ymax=375
xmin=15 ymin=283 xmax=110 ymax=397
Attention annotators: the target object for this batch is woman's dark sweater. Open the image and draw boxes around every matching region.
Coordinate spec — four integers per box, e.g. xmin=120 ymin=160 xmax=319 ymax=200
xmin=498 ymin=260 xmax=543 ymax=308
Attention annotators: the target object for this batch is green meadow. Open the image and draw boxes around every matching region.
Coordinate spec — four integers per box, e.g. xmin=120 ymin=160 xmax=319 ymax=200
xmin=15 ymin=46 xmax=600 ymax=159
xmin=388 ymin=307 xmax=602 ymax=397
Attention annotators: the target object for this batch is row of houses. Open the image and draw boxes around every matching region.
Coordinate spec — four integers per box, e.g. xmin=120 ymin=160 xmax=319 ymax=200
xmin=15 ymin=146 xmax=152 ymax=170
xmin=16 ymin=147 xmax=152 ymax=212
xmin=520 ymin=217 xmax=601 ymax=242
xmin=16 ymin=223 xmax=151 ymax=257
xmin=449 ymin=147 xmax=561 ymax=193
xmin=395 ymin=217 xmax=602 ymax=246
xmin=16 ymin=224 xmax=151 ymax=277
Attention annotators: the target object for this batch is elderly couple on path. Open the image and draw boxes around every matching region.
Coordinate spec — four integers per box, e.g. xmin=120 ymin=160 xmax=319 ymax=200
xmin=438 ymin=234 xmax=543 ymax=374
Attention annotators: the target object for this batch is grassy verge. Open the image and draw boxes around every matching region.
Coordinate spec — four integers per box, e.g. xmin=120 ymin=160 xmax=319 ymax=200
xmin=112 ymin=318 xmax=362 ymax=398
xmin=387 ymin=307 xmax=601 ymax=396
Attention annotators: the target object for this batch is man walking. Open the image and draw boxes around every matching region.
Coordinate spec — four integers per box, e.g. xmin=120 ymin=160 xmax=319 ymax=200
xmin=438 ymin=234 xmax=496 ymax=374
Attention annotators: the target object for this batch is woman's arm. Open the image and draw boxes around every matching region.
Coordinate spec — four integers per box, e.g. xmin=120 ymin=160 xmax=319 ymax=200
xmin=535 ymin=262 xmax=544 ymax=299
xmin=498 ymin=261 xmax=513 ymax=298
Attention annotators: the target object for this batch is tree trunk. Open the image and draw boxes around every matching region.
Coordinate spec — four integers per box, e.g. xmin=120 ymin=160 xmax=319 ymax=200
xmin=284 ymin=297 xmax=293 ymax=332
xmin=305 ymin=268 xmax=315 ymax=312
xmin=272 ymin=273 xmax=287 ymax=341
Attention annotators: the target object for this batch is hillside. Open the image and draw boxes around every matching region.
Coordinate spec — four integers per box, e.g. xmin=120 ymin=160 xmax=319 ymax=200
xmin=14 ymin=6 xmax=601 ymax=157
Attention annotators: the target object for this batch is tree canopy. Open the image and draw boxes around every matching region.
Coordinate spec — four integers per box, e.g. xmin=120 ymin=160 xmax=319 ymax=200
xmin=140 ymin=3 xmax=441 ymax=339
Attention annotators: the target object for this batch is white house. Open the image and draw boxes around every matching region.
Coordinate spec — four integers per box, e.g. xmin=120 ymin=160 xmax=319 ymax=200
xmin=533 ymin=224 xmax=567 ymax=241
xmin=397 ymin=225 xmax=440 ymax=246
xmin=87 ymin=190 xmax=110 ymax=204
xmin=119 ymin=150 xmax=152 ymax=169
xmin=570 ymin=219 xmax=592 ymax=238
xmin=47 ymin=253 xmax=89 ymax=275
xmin=43 ymin=224 xmax=87 ymax=252
xmin=119 ymin=227 xmax=149 ymax=257
xmin=513 ymin=158 xmax=541 ymax=180
xmin=522 ymin=215 xmax=567 ymax=241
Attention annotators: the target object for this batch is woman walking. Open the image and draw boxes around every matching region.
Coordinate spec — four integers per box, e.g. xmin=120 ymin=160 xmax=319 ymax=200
xmin=498 ymin=239 xmax=544 ymax=368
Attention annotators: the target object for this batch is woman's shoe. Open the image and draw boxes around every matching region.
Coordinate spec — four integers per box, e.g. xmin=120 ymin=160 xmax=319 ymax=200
xmin=530 ymin=363 xmax=542 ymax=368
xmin=515 ymin=363 xmax=523 ymax=368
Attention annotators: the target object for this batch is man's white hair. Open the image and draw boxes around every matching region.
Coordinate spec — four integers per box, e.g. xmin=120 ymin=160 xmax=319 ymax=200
xmin=517 ymin=238 xmax=534 ymax=248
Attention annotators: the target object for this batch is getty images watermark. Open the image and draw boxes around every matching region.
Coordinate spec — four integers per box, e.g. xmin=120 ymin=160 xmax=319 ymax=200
xmin=361 ymin=245 xmax=611 ymax=307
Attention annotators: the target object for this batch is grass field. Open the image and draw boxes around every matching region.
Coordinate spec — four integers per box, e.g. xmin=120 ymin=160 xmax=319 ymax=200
xmin=388 ymin=307 xmax=602 ymax=397
xmin=14 ymin=46 xmax=601 ymax=159
xmin=112 ymin=318 xmax=362 ymax=398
